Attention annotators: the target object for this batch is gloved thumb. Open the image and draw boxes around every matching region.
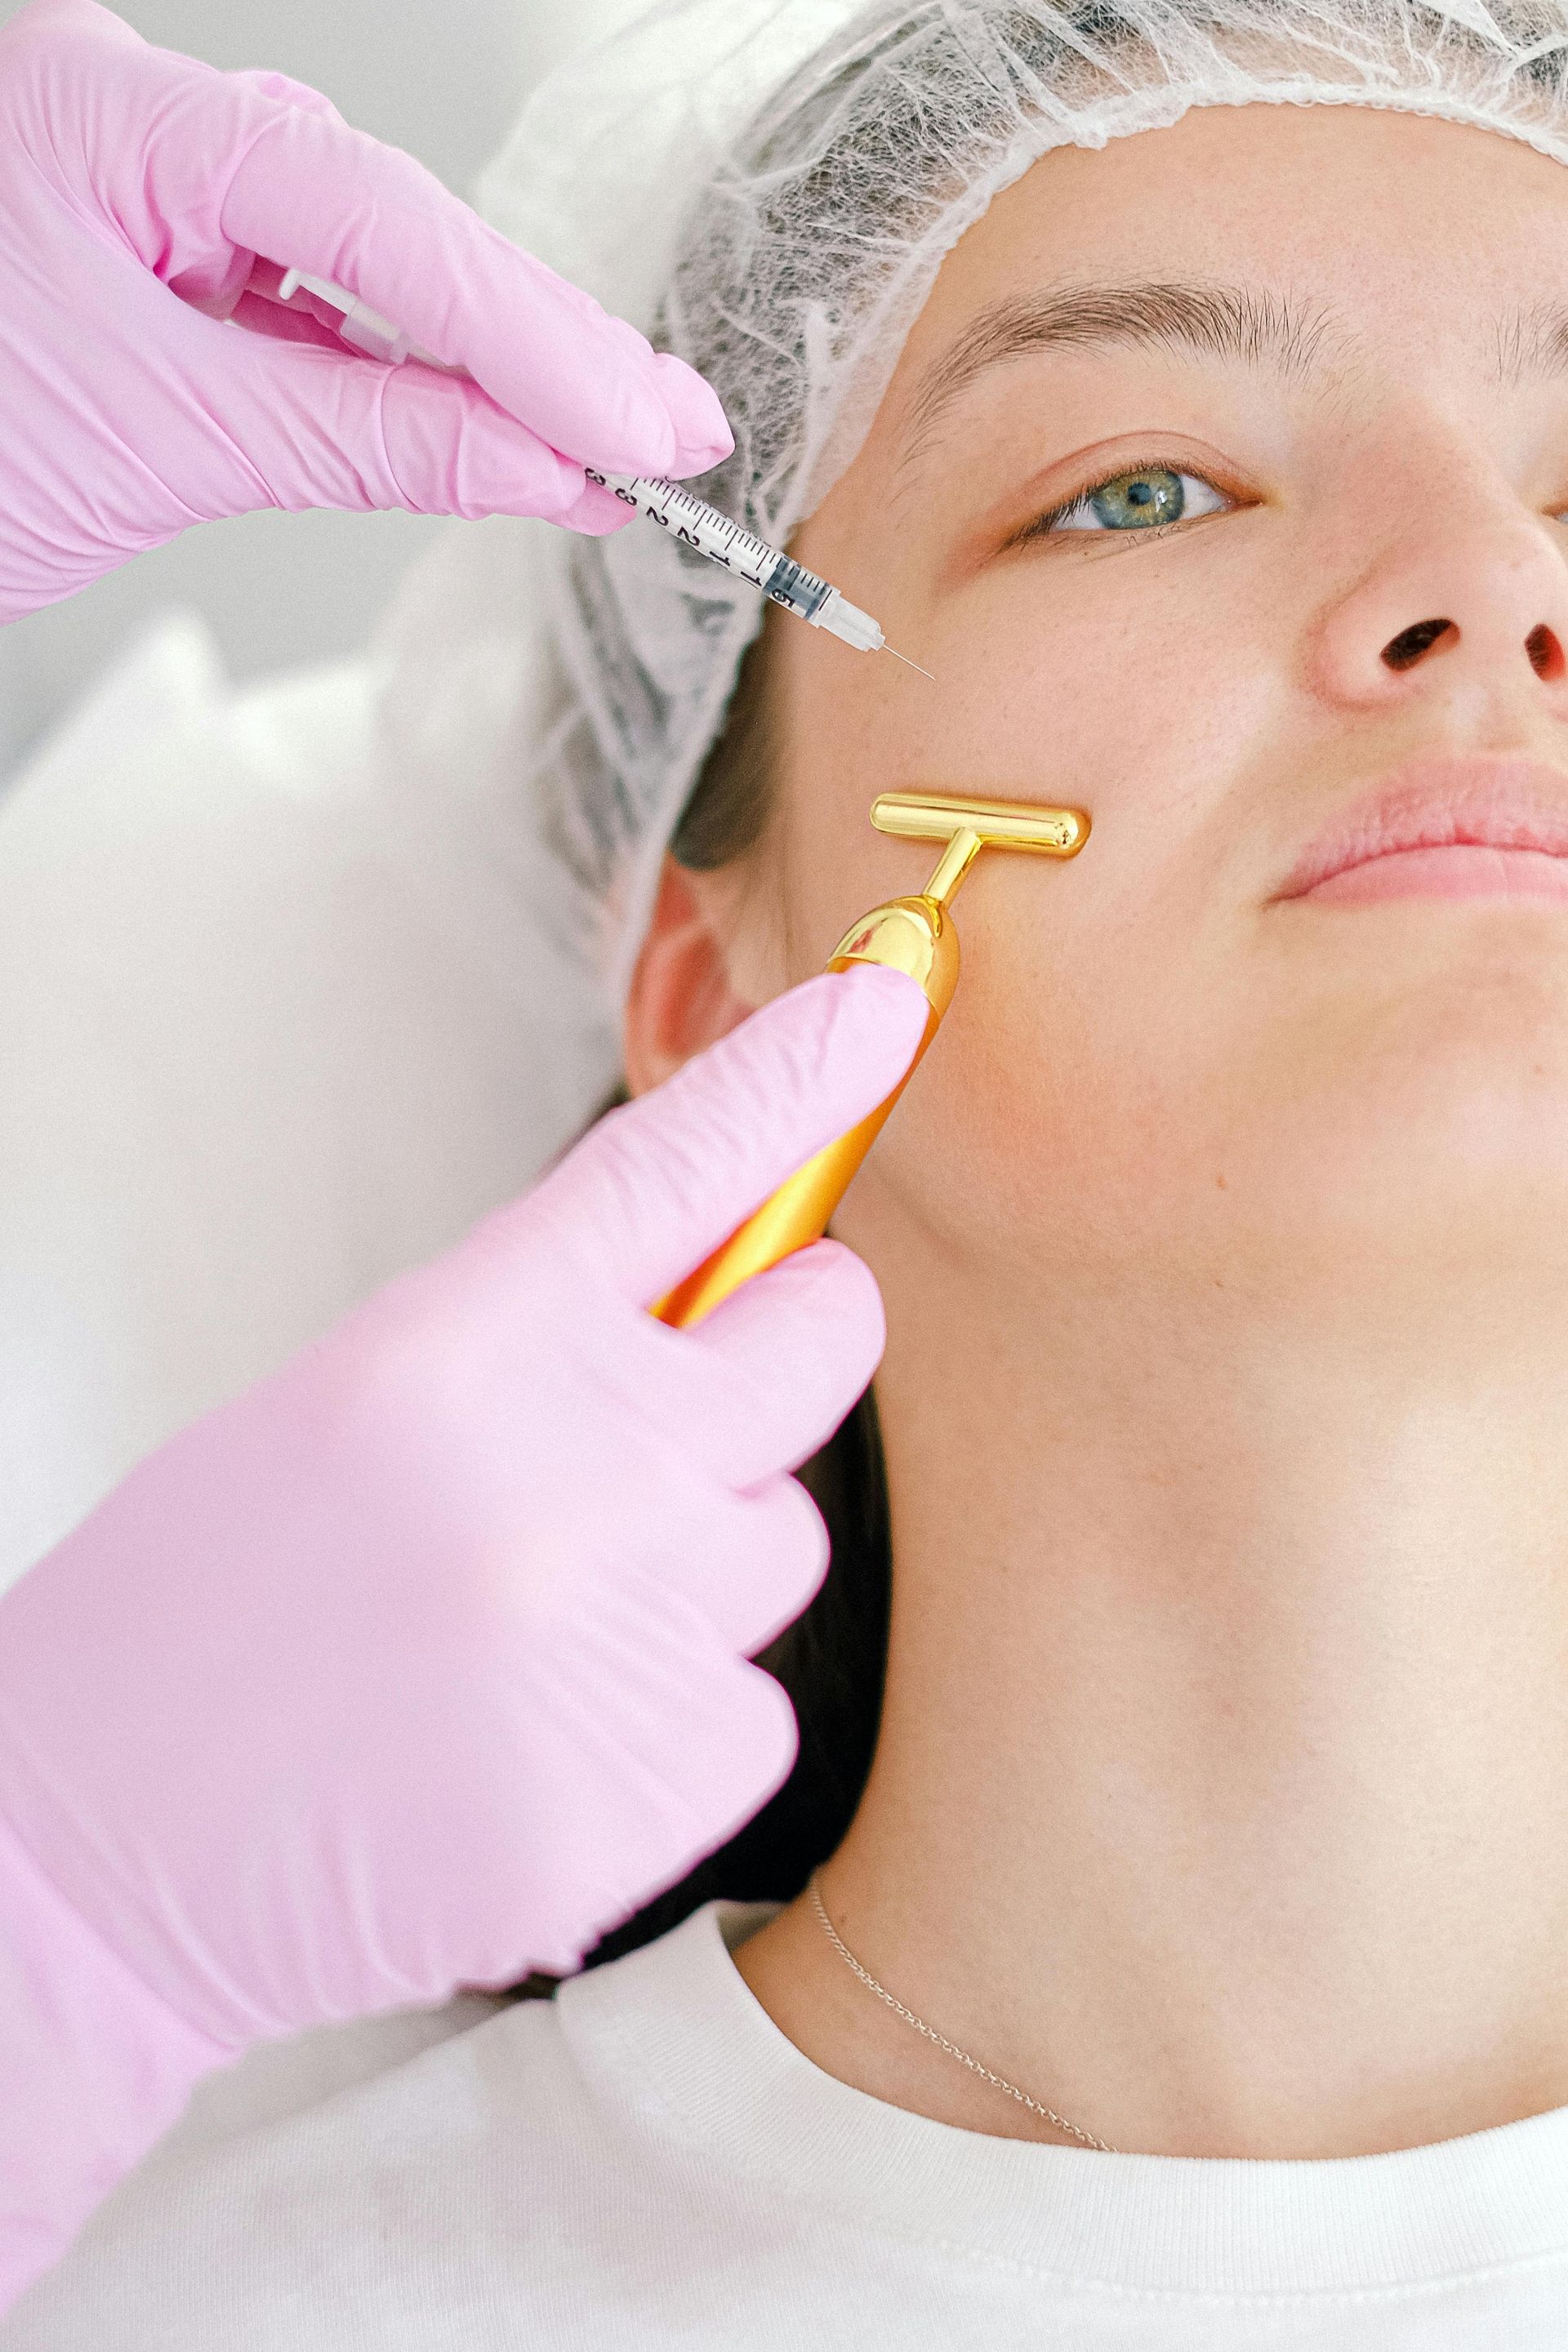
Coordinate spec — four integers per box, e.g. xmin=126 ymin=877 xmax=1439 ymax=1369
xmin=525 ymin=963 xmax=930 ymax=1307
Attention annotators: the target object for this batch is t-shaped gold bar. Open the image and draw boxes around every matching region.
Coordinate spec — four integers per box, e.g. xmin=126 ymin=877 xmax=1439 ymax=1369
xmin=871 ymin=791 xmax=1089 ymax=904
xmin=653 ymin=791 xmax=1090 ymax=1328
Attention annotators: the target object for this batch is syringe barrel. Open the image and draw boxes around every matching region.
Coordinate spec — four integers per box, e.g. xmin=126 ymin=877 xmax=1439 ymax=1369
xmin=586 ymin=470 xmax=881 ymax=652
xmin=760 ymin=554 xmax=834 ymax=622
xmin=586 ymin=469 xmax=778 ymax=591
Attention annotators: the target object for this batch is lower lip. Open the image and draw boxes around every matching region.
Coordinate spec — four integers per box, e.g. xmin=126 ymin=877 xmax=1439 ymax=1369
xmin=1298 ymin=844 xmax=1568 ymax=904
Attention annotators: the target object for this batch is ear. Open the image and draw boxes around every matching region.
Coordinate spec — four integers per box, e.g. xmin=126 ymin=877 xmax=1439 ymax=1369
xmin=624 ymin=856 xmax=760 ymax=1096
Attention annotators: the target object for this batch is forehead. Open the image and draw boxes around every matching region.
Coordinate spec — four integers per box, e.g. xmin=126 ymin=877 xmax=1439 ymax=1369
xmin=889 ymin=100 xmax=1568 ymax=412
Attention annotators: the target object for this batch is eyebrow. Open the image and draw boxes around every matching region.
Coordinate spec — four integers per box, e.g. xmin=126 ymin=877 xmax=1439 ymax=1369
xmin=898 ymin=281 xmax=1346 ymax=465
xmin=898 ymin=278 xmax=1568 ymax=470
xmin=1493 ymin=298 xmax=1568 ymax=389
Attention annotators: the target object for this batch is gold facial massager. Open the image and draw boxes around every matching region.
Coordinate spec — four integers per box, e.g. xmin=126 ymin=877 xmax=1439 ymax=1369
xmin=653 ymin=791 xmax=1090 ymax=1329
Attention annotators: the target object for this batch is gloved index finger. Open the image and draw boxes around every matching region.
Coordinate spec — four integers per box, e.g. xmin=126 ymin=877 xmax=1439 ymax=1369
xmin=218 ymin=103 xmax=733 ymax=479
xmin=528 ymin=964 xmax=929 ymax=1310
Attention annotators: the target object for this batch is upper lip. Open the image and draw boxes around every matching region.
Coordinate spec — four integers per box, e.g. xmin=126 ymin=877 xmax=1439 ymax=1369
xmin=1275 ymin=755 xmax=1568 ymax=899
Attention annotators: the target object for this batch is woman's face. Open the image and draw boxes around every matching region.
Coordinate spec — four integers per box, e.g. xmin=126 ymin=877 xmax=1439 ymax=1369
xmin=661 ymin=101 xmax=1568 ymax=1334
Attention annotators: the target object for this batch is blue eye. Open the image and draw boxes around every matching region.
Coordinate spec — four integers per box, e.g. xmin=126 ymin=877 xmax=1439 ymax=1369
xmin=1022 ymin=462 xmax=1230 ymax=543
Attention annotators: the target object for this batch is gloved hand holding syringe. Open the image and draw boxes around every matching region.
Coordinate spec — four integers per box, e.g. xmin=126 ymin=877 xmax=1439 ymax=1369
xmin=0 ymin=0 xmax=732 ymax=623
xmin=272 ymin=264 xmax=935 ymax=675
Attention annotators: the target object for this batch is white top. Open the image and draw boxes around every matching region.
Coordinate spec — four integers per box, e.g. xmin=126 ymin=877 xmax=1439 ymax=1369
xmin=9 ymin=1900 xmax=1568 ymax=2347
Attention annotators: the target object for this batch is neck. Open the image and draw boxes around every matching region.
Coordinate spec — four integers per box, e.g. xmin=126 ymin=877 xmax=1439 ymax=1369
xmin=737 ymin=1251 xmax=1568 ymax=2159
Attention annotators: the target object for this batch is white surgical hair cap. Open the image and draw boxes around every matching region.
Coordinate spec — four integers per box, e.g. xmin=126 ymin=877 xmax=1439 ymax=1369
xmin=371 ymin=0 xmax=1568 ymax=1143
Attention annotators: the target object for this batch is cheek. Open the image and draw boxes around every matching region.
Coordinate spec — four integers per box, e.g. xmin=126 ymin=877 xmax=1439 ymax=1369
xmin=773 ymin=548 xmax=1290 ymax=1237
xmin=853 ymin=880 xmax=1568 ymax=1318
xmin=917 ymin=532 xmax=1281 ymax=804
xmin=782 ymin=533 xmax=1279 ymax=914
xmin=844 ymin=879 xmax=1245 ymax=1294
xmin=765 ymin=630 xmax=1250 ymax=1290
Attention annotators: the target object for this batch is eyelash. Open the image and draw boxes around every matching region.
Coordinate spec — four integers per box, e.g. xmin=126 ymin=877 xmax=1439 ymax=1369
xmin=1007 ymin=461 xmax=1568 ymax=554
xmin=1012 ymin=453 xmax=1232 ymax=550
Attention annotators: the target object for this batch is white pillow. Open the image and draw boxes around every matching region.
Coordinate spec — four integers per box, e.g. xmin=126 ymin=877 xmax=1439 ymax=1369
xmin=0 ymin=615 xmax=612 ymax=1589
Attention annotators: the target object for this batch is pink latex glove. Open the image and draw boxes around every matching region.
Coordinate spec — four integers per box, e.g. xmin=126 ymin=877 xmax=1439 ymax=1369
xmin=0 ymin=963 xmax=927 ymax=2306
xmin=0 ymin=0 xmax=732 ymax=622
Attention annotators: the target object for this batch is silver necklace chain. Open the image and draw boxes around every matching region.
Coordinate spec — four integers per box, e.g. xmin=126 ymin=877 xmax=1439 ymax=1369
xmin=807 ymin=1870 xmax=1117 ymax=2154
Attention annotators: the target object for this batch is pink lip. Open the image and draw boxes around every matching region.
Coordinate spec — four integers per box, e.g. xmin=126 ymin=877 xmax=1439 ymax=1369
xmin=1277 ymin=758 xmax=1568 ymax=906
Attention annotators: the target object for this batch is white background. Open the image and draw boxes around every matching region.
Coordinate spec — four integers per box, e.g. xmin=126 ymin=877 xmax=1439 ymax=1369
xmin=0 ymin=0 xmax=628 ymax=770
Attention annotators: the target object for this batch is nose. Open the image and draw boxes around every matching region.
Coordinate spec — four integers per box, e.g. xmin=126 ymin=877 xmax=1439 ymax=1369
xmin=1310 ymin=496 xmax=1568 ymax=709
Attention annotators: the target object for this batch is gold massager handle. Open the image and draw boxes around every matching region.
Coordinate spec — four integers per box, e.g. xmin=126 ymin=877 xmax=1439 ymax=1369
xmin=652 ymin=792 xmax=1089 ymax=1330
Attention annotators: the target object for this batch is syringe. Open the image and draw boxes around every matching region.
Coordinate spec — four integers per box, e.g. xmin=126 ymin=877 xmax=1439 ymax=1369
xmin=581 ymin=469 xmax=933 ymax=677
xmin=270 ymin=269 xmax=933 ymax=679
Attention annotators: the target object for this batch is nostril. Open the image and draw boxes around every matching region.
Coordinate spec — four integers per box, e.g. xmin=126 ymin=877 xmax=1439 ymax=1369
xmin=1382 ymin=617 xmax=1453 ymax=672
xmin=1526 ymin=622 xmax=1564 ymax=681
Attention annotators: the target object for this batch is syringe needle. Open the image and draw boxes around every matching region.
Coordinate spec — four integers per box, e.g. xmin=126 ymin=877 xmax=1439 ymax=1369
xmin=886 ymin=645 xmax=936 ymax=681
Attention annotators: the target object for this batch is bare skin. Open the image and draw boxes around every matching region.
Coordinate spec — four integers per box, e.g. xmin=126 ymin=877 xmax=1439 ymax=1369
xmin=626 ymin=99 xmax=1568 ymax=2159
